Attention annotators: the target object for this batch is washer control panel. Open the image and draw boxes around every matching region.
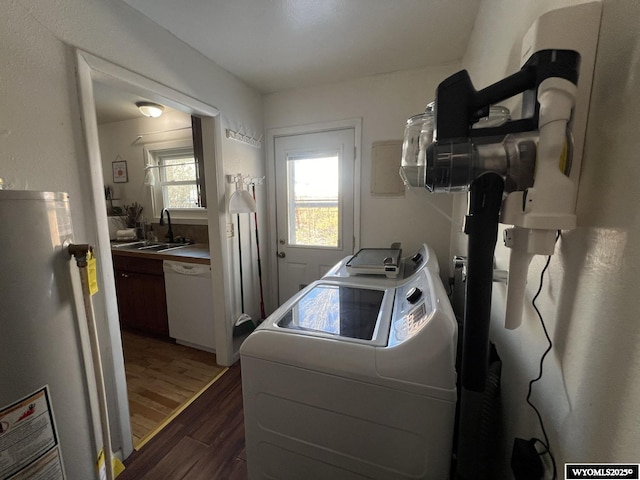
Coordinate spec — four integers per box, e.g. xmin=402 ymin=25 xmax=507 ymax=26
xmin=388 ymin=270 xmax=434 ymax=346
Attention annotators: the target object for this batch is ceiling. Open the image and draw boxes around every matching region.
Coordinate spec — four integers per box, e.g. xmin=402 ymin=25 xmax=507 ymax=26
xmin=96 ymin=0 xmax=482 ymax=123
xmin=121 ymin=0 xmax=482 ymax=94
xmin=93 ymin=82 xmax=150 ymax=124
xmin=93 ymin=79 xmax=184 ymax=124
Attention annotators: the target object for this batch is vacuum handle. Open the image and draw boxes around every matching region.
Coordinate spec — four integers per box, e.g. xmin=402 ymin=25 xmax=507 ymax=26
xmin=435 ymin=68 xmax=536 ymax=140
xmin=435 ymin=49 xmax=580 ymax=140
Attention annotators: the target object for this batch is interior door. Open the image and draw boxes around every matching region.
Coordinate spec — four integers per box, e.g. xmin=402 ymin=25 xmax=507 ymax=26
xmin=275 ymin=129 xmax=355 ymax=304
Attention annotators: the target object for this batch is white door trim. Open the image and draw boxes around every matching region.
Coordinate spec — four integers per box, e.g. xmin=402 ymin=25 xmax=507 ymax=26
xmin=75 ymin=50 xmax=234 ymax=459
xmin=265 ymin=118 xmax=362 ymax=312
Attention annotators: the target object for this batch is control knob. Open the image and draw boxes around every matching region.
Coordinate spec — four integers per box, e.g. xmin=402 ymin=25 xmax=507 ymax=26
xmin=406 ymin=287 xmax=422 ymax=304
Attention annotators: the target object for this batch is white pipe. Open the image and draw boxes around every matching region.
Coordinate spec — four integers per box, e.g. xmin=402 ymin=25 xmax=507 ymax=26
xmin=76 ymin=263 xmax=116 ymax=480
xmin=505 ymin=250 xmax=534 ymax=330
xmin=504 ymin=227 xmax=558 ymax=329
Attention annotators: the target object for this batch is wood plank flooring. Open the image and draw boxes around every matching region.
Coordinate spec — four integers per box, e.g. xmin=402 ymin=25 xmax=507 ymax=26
xmin=118 ymin=361 xmax=247 ymax=480
xmin=122 ymin=331 xmax=227 ymax=447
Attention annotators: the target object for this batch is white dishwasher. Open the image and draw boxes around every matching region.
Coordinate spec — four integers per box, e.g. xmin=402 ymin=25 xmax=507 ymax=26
xmin=163 ymin=260 xmax=215 ymax=352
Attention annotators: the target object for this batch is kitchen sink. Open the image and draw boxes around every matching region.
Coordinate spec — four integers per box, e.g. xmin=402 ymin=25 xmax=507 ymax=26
xmin=111 ymin=241 xmax=192 ymax=252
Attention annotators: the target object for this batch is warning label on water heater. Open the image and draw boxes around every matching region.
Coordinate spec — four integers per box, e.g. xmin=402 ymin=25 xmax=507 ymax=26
xmin=0 ymin=387 xmax=65 ymax=480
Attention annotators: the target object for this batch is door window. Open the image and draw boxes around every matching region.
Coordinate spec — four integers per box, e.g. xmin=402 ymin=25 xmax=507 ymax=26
xmin=274 ymin=128 xmax=357 ymax=304
xmin=287 ymin=152 xmax=340 ymax=247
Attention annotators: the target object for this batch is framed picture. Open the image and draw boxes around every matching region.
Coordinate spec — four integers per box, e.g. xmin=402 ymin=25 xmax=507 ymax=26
xmin=112 ymin=160 xmax=128 ymax=183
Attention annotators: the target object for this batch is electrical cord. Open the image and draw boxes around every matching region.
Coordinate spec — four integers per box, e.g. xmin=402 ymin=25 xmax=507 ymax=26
xmin=527 ymin=233 xmax=560 ymax=480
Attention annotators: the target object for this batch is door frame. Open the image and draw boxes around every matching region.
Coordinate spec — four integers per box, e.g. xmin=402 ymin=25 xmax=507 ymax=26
xmin=265 ymin=119 xmax=362 ymax=312
xmin=75 ymin=50 xmax=233 ymax=459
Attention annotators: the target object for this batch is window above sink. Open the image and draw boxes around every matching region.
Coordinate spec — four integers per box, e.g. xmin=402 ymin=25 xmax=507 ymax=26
xmin=145 ymin=138 xmax=207 ymax=224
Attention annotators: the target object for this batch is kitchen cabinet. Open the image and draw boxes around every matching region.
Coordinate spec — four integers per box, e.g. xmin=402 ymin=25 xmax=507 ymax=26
xmin=113 ymin=255 xmax=169 ymax=336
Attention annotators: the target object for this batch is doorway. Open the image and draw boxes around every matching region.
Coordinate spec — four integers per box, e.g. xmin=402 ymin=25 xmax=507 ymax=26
xmin=268 ymin=121 xmax=361 ymax=306
xmin=75 ymin=50 xmax=231 ymax=459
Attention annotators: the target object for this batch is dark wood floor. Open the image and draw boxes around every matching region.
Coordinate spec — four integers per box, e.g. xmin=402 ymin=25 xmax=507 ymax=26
xmin=118 ymin=362 xmax=247 ymax=480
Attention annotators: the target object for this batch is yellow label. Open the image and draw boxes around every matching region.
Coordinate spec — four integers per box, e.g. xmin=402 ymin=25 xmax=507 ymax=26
xmin=533 ymin=139 xmax=570 ymax=175
xmin=559 ymin=139 xmax=569 ymax=174
xmin=96 ymin=448 xmax=126 ymax=479
xmin=97 ymin=449 xmax=105 ymax=480
xmin=88 ymin=251 xmax=99 ymax=296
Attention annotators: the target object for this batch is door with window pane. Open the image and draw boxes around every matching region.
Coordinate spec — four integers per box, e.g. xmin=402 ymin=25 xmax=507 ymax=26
xmin=275 ymin=129 xmax=355 ymax=304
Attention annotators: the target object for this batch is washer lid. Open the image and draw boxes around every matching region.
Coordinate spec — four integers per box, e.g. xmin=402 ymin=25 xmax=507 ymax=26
xmin=277 ymin=282 xmax=393 ymax=346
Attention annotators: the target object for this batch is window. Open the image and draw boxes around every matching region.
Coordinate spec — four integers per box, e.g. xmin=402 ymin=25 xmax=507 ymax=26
xmin=145 ymin=139 xmax=206 ymax=221
xmin=156 ymin=147 xmax=200 ymax=209
xmin=144 ymin=117 xmax=206 ymax=221
xmin=286 ymin=152 xmax=340 ymax=247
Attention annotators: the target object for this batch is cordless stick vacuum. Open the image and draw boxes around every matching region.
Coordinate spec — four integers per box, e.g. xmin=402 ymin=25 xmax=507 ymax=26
xmin=400 ymin=46 xmax=584 ymax=478
xmin=400 ymin=4 xmax=602 ymax=479
xmin=430 ymin=50 xmax=580 ymax=480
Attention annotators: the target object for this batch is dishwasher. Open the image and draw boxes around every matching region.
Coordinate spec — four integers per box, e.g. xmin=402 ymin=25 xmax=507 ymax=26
xmin=163 ymin=260 xmax=215 ymax=352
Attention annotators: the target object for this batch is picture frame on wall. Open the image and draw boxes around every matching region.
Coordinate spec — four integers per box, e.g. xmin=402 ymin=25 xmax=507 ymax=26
xmin=113 ymin=160 xmax=128 ymax=183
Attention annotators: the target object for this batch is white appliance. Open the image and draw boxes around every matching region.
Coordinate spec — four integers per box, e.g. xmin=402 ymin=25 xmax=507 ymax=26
xmin=326 ymin=243 xmax=441 ymax=284
xmin=163 ymin=260 xmax=215 ymax=352
xmin=241 ymin=244 xmax=457 ymax=479
xmin=0 ymin=191 xmax=100 ymax=479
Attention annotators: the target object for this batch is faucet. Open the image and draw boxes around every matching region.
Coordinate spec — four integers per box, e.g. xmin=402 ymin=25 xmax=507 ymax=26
xmin=159 ymin=208 xmax=174 ymax=243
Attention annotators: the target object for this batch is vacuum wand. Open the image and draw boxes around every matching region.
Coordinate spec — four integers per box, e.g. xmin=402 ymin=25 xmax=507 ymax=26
xmin=462 ymin=173 xmax=504 ymax=391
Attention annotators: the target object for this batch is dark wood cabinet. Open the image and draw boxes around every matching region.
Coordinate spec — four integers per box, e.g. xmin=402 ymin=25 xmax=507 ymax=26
xmin=113 ymin=255 xmax=169 ymax=337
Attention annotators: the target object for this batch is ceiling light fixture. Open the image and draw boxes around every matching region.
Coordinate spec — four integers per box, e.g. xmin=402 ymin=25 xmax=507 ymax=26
xmin=136 ymin=102 xmax=165 ymax=118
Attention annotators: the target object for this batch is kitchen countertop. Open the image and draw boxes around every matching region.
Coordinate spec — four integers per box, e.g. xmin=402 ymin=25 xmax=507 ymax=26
xmin=111 ymin=243 xmax=211 ymax=265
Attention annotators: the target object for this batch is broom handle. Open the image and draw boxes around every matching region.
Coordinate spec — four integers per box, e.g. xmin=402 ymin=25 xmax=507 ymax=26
xmin=237 ymin=213 xmax=245 ymax=313
xmin=251 ymin=184 xmax=266 ymax=320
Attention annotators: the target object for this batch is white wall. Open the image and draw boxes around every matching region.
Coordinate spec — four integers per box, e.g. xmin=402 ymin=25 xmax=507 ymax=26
xmin=458 ymin=0 xmax=640 ymax=475
xmin=264 ymin=64 xmax=462 ymax=282
xmin=1 ymin=0 xmax=263 ymax=465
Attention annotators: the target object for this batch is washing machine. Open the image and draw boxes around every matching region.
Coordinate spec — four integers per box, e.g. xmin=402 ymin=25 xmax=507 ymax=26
xmin=240 ymin=244 xmax=457 ymax=479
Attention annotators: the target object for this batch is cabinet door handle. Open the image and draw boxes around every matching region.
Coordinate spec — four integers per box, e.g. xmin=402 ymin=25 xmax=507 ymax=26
xmin=121 ymin=273 xmax=129 ymax=278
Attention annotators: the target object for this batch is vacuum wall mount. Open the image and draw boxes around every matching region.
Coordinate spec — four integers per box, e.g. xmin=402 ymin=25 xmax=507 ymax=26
xmin=402 ymin=2 xmax=601 ymax=329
